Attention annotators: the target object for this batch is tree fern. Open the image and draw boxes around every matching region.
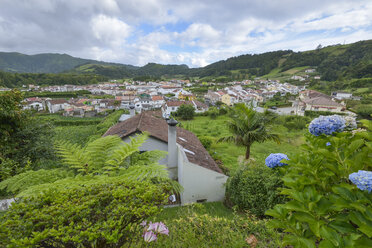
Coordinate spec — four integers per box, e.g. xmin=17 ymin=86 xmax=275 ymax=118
xmin=11 ymin=133 xmax=183 ymax=198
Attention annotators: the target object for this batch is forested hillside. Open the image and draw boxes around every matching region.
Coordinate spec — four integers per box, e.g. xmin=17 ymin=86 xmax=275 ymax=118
xmin=0 ymin=71 xmax=106 ymax=88
xmin=0 ymin=39 xmax=371 ymax=87
xmin=0 ymin=52 xmax=133 ymax=73
xmin=66 ymin=39 xmax=372 ymax=81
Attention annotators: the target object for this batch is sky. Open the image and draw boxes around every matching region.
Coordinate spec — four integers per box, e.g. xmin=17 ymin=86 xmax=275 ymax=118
xmin=0 ymin=0 xmax=371 ymax=68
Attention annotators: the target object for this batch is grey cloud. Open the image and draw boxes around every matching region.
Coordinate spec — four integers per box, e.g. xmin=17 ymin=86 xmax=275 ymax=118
xmin=0 ymin=0 xmax=370 ymax=66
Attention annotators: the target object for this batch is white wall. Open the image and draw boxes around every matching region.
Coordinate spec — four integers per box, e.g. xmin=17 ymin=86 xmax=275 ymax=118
xmin=122 ymin=136 xmax=177 ymax=179
xmin=178 ymin=146 xmax=228 ymax=204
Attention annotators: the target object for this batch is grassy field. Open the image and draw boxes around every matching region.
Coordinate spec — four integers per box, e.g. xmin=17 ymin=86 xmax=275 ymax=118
xmin=182 ymin=115 xmax=306 ymax=173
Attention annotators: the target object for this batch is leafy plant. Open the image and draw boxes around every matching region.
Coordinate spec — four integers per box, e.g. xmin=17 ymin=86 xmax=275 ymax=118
xmin=266 ymin=128 xmax=372 ymax=247
xmin=0 ymin=179 xmax=169 ymax=247
xmin=226 ymin=164 xmax=286 ymax=217
xmin=0 ymin=168 xmax=73 ymax=196
xmin=175 ymin=104 xmax=195 ymax=120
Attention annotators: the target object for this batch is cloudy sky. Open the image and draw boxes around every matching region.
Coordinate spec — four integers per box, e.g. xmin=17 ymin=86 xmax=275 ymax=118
xmin=0 ymin=0 xmax=371 ymax=67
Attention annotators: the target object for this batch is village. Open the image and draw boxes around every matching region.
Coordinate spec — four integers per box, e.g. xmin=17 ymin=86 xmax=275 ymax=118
xmin=18 ymin=73 xmax=359 ymax=119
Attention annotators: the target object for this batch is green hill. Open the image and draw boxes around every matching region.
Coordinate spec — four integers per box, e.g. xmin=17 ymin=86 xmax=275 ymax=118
xmin=0 ymin=52 xmax=135 ymax=73
xmin=0 ymin=39 xmax=371 ymax=86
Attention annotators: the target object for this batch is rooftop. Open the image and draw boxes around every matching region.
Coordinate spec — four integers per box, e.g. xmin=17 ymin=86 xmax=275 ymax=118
xmin=104 ymin=111 xmax=223 ymax=174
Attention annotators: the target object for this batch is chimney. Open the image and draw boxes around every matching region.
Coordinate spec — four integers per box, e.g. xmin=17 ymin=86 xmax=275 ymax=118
xmin=167 ymin=118 xmax=178 ymax=179
xmin=129 ymin=103 xmax=135 ymax=117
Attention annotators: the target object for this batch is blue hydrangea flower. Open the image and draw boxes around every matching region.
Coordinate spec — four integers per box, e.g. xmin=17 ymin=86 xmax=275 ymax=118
xmin=326 ymin=142 xmax=331 ymax=146
xmin=308 ymin=115 xmax=346 ymax=136
xmin=265 ymin=153 xmax=289 ymax=168
xmin=349 ymin=170 xmax=372 ymax=193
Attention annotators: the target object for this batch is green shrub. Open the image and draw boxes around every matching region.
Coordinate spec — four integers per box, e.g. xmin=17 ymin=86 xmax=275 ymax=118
xmin=199 ymin=136 xmax=213 ymax=150
xmin=355 ymin=104 xmax=372 ymax=119
xmin=283 ymin=116 xmax=310 ymax=130
xmin=219 ymin=106 xmax=228 ymax=115
xmin=0 ymin=179 xmax=168 ymax=247
xmin=208 ymin=106 xmax=219 ymax=119
xmin=226 ymin=164 xmax=286 ymax=218
xmin=175 ymin=104 xmax=195 ymax=120
xmin=266 ymin=129 xmax=372 ymax=247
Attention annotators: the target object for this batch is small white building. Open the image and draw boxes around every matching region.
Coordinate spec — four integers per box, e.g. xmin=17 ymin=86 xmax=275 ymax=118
xmin=46 ymin=99 xmax=70 ymax=113
xmin=104 ymin=112 xmax=228 ymax=204
xmin=161 ymin=100 xmax=208 ymax=118
xmin=331 ymin=92 xmax=353 ymax=100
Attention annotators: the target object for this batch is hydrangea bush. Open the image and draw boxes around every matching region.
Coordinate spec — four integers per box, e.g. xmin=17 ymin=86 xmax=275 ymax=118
xmin=266 ymin=120 xmax=372 ymax=248
xmin=308 ymin=115 xmax=346 ymax=136
xmin=265 ymin=153 xmax=289 ymax=168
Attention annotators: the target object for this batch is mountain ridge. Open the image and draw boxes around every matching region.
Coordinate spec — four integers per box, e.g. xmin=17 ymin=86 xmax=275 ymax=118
xmin=0 ymin=39 xmax=371 ymax=83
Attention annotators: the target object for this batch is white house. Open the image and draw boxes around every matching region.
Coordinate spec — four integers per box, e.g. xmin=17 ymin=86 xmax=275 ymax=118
xmin=331 ymin=92 xmax=353 ymax=100
xmin=23 ymin=97 xmax=44 ymax=111
xmin=103 ymin=112 xmax=228 ymax=204
xmin=151 ymin=95 xmax=165 ymax=109
xmin=46 ymin=99 xmax=70 ymax=113
xmin=161 ymin=100 xmax=208 ymax=118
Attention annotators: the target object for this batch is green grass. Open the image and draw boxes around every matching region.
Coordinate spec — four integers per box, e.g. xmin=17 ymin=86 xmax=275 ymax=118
xmin=54 ymin=125 xmax=98 ymax=145
xmin=134 ymin=202 xmax=280 ymax=248
xmin=183 ymin=115 xmax=305 ymax=173
xmin=155 ymin=202 xmax=234 ymax=221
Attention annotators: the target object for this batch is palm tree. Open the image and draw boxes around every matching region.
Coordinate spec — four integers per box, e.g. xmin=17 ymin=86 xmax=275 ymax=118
xmin=219 ymin=103 xmax=280 ymax=159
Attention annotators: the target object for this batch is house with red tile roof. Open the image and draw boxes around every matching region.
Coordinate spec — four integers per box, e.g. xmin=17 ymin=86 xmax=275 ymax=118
xmin=104 ymin=111 xmax=228 ymax=204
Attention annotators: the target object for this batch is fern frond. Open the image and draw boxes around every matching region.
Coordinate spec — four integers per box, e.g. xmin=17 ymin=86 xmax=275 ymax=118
xmin=105 ymin=133 xmax=149 ymax=169
xmin=121 ymin=164 xmax=169 ymax=181
xmin=85 ymin=135 xmax=122 ymax=173
xmin=129 ymin=150 xmax=167 ymax=167
xmin=55 ymin=140 xmax=90 ymax=174
xmin=0 ymin=169 xmax=73 ymax=195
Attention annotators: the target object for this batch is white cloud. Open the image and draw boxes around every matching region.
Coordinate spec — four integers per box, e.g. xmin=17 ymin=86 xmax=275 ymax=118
xmin=91 ymin=15 xmax=132 ymax=47
xmin=0 ymin=0 xmax=372 ymax=67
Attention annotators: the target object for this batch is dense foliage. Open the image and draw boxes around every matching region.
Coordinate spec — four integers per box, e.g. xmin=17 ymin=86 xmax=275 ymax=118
xmin=0 ymin=52 xmax=111 ymax=73
xmin=226 ymin=164 xmax=286 ymax=217
xmin=175 ymin=104 xmax=195 ymax=120
xmin=281 ymin=40 xmax=372 ymax=81
xmin=0 ymin=90 xmax=55 ymax=181
xmin=0 ymin=168 xmax=73 ymax=196
xmin=0 ymin=70 xmax=106 ymax=88
xmin=266 ymin=122 xmax=372 ymax=247
xmin=0 ymin=179 xmax=169 ymax=247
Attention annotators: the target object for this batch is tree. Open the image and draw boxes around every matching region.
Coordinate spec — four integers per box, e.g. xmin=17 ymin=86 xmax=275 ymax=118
xmin=176 ymin=104 xmax=195 ymax=120
xmin=0 ymin=90 xmax=55 ymax=181
xmin=219 ymin=103 xmax=279 ymax=159
xmin=208 ymin=106 xmax=219 ymax=119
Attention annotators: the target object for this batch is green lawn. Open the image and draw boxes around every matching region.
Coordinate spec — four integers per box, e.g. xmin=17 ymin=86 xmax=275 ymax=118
xmin=183 ymin=115 xmax=305 ymax=173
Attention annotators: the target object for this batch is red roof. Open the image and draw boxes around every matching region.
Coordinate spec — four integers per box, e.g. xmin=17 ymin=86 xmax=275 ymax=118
xmin=152 ymin=95 xmax=164 ymax=101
